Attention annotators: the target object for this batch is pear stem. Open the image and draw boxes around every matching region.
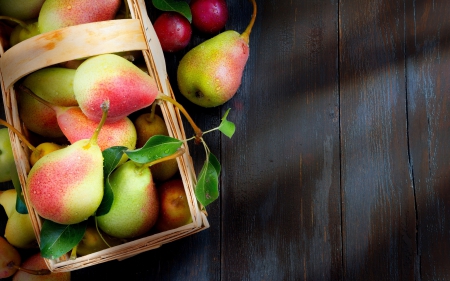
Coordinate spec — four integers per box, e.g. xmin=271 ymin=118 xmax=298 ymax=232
xmin=0 ymin=16 xmax=29 ymax=30
xmin=8 ymin=261 xmax=51 ymax=275
xmin=0 ymin=119 xmax=36 ymax=152
xmin=156 ymin=93 xmax=203 ymax=144
xmin=70 ymin=245 xmax=78 ymax=260
xmin=88 ymin=101 xmax=109 ymax=148
xmin=240 ymin=0 xmax=257 ymax=44
xmin=142 ymin=148 xmax=185 ymax=169
xmin=147 ymin=102 xmax=157 ymax=123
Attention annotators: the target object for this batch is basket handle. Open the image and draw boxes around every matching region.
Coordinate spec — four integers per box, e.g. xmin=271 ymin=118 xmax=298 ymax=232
xmin=0 ymin=19 xmax=147 ymax=90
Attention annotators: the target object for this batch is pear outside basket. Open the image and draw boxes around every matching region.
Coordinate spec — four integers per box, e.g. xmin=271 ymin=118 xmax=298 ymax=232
xmin=0 ymin=0 xmax=209 ymax=272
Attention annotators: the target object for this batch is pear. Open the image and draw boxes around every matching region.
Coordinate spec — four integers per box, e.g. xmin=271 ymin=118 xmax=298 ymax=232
xmin=17 ymin=87 xmax=65 ymax=138
xmin=97 ymin=160 xmax=159 ymax=239
xmin=0 ymin=189 xmax=37 ymax=249
xmin=155 ymin=179 xmax=193 ymax=232
xmin=134 ymin=112 xmax=169 ymax=148
xmin=0 ymin=236 xmax=21 ymax=278
xmin=176 ymin=0 xmax=257 ymax=107
xmin=17 ymin=67 xmax=78 ymax=138
xmin=12 ymin=253 xmax=70 ymax=281
xmin=9 ymin=21 xmax=40 ymax=46
xmin=0 ymin=0 xmax=45 ymax=21
xmin=26 ymin=102 xmax=109 ymax=225
xmin=134 ymin=112 xmax=179 ymax=181
xmin=73 ymin=54 xmax=159 ymax=123
xmin=22 ymin=67 xmax=78 ymax=107
xmin=76 ymin=225 xmax=122 ymax=256
xmin=29 ymin=142 xmax=64 ymax=167
xmin=38 ymin=0 xmax=122 ymax=33
xmin=0 ymin=127 xmax=15 ymax=182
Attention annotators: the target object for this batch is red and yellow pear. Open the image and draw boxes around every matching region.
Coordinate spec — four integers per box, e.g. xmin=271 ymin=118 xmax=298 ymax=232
xmin=12 ymin=253 xmax=70 ymax=281
xmin=0 ymin=236 xmax=21 ymax=279
xmin=26 ymin=102 xmax=109 ymax=225
xmin=38 ymin=0 xmax=121 ymax=33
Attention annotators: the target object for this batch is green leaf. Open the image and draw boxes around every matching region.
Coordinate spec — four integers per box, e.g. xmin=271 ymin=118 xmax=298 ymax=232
xmin=96 ymin=146 xmax=127 ymax=216
xmin=195 ymin=152 xmax=220 ymax=207
xmin=152 ymin=0 xmax=192 ymax=22
xmin=40 ymin=220 xmax=87 ymax=259
xmin=125 ymin=135 xmax=183 ymax=164
xmin=218 ymin=108 xmax=236 ymax=138
xmin=10 ymin=164 xmax=27 ymax=214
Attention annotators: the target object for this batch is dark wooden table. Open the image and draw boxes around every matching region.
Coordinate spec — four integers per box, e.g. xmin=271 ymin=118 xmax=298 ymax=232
xmin=2 ymin=0 xmax=450 ymax=280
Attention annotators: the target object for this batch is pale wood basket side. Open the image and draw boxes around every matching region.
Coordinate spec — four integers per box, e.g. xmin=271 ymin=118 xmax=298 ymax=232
xmin=0 ymin=0 xmax=209 ymax=272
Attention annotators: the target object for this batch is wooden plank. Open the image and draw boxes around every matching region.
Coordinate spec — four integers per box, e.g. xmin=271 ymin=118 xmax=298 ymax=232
xmin=339 ymin=0 xmax=416 ymax=279
xmin=221 ymin=0 xmax=341 ymax=280
xmin=405 ymin=0 xmax=450 ymax=279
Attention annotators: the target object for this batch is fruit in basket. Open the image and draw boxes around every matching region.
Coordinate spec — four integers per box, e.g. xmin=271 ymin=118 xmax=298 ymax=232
xmin=0 ymin=236 xmax=21 ymax=278
xmin=97 ymin=160 xmax=159 ymax=238
xmin=17 ymin=88 xmax=64 ymax=138
xmin=76 ymin=225 xmax=122 ymax=256
xmin=26 ymin=102 xmax=109 ymax=225
xmin=22 ymin=68 xmax=78 ymax=107
xmin=0 ymin=0 xmax=45 ymax=21
xmin=153 ymin=12 xmax=192 ymax=53
xmin=29 ymin=142 xmax=64 ymax=167
xmin=38 ymin=0 xmax=122 ymax=33
xmin=0 ymin=189 xmax=37 ymax=249
xmin=155 ymin=179 xmax=192 ymax=232
xmin=134 ymin=112 xmax=179 ymax=181
xmin=177 ymin=0 xmax=257 ymax=107
xmin=0 ymin=127 xmax=15 ymax=182
xmin=12 ymin=253 xmax=70 ymax=281
xmin=73 ymin=54 xmax=159 ymax=123
xmin=190 ymin=0 xmax=228 ymax=34
xmin=9 ymin=21 xmax=40 ymax=46
xmin=55 ymin=106 xmax=136 ymax=163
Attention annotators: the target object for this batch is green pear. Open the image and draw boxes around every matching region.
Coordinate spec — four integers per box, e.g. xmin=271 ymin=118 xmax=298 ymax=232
xmin=9 ymin=21 xmax=40 ymax=46
xmin=176 ymin=0 xmax=257 ymax=107
xmin=0 ymin=127 xmax=15 ymax=182
xmin=0 ymin=189 xmax=37 ymax=249
xmin=0 ymin=0 xmax=45 ymax=21
xmin=26 ymin=102 xmax=109 ymax=225
xmin=97 ymin=160 xmax=159 ymax=239
xmin=12 ymin=253 xmax=70 ymax=281
xmin=0 ymin=236 xmax=21 ymax=279
xmin=155 ymin=179 xmax=192 ymax=232
xmin=38 ymin=0 xmax=122 ymax=33
xmin=22 ymin=67 xmax=78 ymax=107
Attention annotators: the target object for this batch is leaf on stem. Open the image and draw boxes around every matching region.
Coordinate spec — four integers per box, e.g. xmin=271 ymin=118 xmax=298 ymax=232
xmin=218 ymin=108 xmax=236 ymax=138
xmin=40 ymin=220 xmax=88 ymax=259
xmin=152 ymin=0 xmax=192 ymax=22
xmin=195 ymin=153 xmax=220 ymax=207
xmin=96 ymin=146 xmax=128 ymax=216
xmin=125 ymin=135 xmax=183 ymax=164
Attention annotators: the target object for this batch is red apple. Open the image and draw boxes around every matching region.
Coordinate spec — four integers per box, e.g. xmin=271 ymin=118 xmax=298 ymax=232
xmin=155 ymin=179 xmax=193 ymax=232
xmin=153 ymin=12 xmax=192 ymax=52
xmin=190 ymin=0 xmax=228 ymax=34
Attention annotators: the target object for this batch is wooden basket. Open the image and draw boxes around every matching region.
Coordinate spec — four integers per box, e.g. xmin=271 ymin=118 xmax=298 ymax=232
xmin=0 ymin=0 xmax=208 ymax=272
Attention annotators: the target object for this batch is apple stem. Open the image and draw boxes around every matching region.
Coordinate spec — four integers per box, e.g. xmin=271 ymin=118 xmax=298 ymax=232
xmin=156 ymin=93 xmax=203 ymax=144
xmin=0 ymin=16 xmax=29 ymax=30
xmin=0 ymin=119 xmax=36 ymax=152
xmin=87 ymin=101 xmax=109 ymax=148
xmin=240 ymin=0 xmax=257 ymax=44
xmin=8 ymin=261 xmax=51 ymax=275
